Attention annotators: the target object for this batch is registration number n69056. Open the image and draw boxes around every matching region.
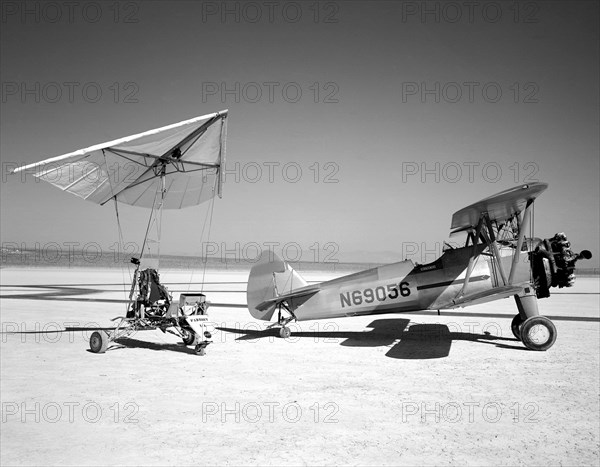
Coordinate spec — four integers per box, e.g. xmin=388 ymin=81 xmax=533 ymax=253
xmin=340 ymin=282 xmax=410 ymax=308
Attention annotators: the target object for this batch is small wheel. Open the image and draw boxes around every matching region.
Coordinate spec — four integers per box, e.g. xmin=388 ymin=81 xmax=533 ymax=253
xmin=90 ymin=331 xmax=108 ymax=354
xmin=195 ymin=344 xmax=206 ymax=356
xmin=511 ymin=314 xmax=524 ymax=339
xmin=181 ymin=328 xmax=196 ymax=346
xmin=521 ymin=316 xmax=557 ymax=351
xmin=279 ymin=327 xmax=291 ymax=339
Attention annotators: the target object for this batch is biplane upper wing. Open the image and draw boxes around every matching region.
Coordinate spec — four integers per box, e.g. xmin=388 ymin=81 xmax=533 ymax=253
xmin=450 ymin=183 xmax=548 ymax=233
xmin=434 ymin=284 xmax=526 ymax=310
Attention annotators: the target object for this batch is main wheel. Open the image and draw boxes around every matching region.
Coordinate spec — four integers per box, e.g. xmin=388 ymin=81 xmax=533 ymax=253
xmin=181 ymin=328 xmax=196 ymax=346
xmin=90 ymin=331 xmax=109 ymax=354
xmin=511 ymin=314 xmax=524 ymax=339
xmin=279 ymin=326 xmax=291 ymax=339
xmin=520 ymin=316 xmax=557 ymax=351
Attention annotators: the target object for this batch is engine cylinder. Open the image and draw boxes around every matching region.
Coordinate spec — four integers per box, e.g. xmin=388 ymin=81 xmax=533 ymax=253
xmin=531 ymin=232 xmax=580 ymax=298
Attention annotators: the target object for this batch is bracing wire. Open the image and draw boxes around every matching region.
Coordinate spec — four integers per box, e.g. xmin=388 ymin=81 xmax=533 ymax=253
xmin=530 ymin=202 xmax=535 ymax=283
xmin=188 ymin=177 xmax=218 ymax=293
xmin=103 ymin=149 xmax=130 ymax=310
xmin=140 ymin=181 xmax=162 ymax=263
xmin=155 ymin=174 xmax=166 ymax=270
xmin=112 ymin=198 xmax=130 ymax=310
xmin=200 ymin=190 xmax=217 ymax=293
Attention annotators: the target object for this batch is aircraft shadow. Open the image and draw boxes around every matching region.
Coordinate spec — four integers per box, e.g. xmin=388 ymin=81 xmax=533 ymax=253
xmin=106 ymin=337 xmax=198 ymax=354
xmin=4 ymin=324 xmax=521 ymax=358
xmin=217 ymin=318 xmax=520 ymax=359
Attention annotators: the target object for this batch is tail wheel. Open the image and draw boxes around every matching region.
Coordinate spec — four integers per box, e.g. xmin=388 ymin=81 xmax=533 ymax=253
xmin=521 ymin=316 xmax=557 ymax=351
xmin=511 ymin=314 xmax=524 ymax=339
xmin=90 ymin=331 xmax=109 ymax=354
xmin=279 ymin=326 xmax=291 ymax=339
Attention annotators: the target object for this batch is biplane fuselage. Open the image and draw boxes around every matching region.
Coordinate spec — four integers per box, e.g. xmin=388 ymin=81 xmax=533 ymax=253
xmin=277 ymin=245 xmax=531 ymax=321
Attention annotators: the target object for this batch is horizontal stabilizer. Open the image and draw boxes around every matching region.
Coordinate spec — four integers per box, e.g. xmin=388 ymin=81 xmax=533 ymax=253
xmin=256 ymin=286 xmax=320 ymax=312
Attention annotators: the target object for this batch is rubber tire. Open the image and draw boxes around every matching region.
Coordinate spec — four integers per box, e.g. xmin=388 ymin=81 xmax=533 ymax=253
xmin=90 ymin=331 xmax=108 ymax=354
xmin=279 ymin=327 xmax=291 ymax=339
xmin=181 ymin=329 xmax=195 ymax=346
xmin=511 ymin=314 xmax=524 ymax=340
xmin=195 ymin=345 xmax=206 ymax=356
xmin=521 ymin=316 xmax=557 ymax=351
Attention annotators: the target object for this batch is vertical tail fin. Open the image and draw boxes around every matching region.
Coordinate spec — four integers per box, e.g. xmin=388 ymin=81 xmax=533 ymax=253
xmin=246 ymin=251 xmax=308 ymax=321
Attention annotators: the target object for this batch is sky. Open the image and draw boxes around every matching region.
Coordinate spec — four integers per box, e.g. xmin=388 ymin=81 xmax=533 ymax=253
xmin=1 ymin=0 xmax=598 ymax=267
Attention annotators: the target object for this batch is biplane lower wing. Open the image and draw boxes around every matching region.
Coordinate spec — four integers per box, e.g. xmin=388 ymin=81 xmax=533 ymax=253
xmin=435 ymin=284 xmax=525 ymax=309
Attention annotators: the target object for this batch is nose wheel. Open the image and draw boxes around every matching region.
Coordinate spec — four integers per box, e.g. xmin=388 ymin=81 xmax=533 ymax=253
xmin=89 ymin=331 xmax=109 ymax=353
xmin=181 ymin=328 xmax=196 ymax=346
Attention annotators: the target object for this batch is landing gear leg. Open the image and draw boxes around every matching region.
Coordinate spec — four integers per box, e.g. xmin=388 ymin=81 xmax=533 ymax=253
xmin=514 ymin=292 xmax=539 ymax=321
xmin=514 ymin=291 xmax=557 ymax=351
xmin=268 ymin=304 xmax=296 ymax=339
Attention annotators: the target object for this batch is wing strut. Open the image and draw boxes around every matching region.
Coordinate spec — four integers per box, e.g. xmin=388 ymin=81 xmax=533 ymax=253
xmin=508 ymin=200 xmax=533 ymax=284
xmin=457 ymin=216 xmax=485 ymax=298
xmin=481 ymin=214 xmax=508 ymax=286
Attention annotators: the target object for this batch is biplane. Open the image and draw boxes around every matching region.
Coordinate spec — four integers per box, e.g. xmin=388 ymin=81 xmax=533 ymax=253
xmin=247 ymin=183 xmax=592 ymax=351
xmin=12 ymin=110 xmax=228 ymax=355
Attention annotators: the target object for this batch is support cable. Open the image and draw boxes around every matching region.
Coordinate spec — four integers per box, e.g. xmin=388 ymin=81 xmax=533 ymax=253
xmin=188 ymin=177 xmax=218 ymax=293
xmin=103 ymin=149 xmax=130 ymax=311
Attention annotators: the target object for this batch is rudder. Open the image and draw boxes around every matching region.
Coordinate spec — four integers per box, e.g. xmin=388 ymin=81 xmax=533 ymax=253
xmin=246 ymin=251 xmax=308 ymax=321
